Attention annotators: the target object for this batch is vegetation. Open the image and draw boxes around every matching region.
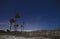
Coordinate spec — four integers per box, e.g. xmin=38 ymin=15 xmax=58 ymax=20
xmin=14 ymin=13 xmax=20 ymax=31
xmin=0 ymin=30 xmax=60 ymax=39
xmin=9 ymin=18 xmax=15 ymax=31
xmin=9 ymin=12 xmax=20 ymax=31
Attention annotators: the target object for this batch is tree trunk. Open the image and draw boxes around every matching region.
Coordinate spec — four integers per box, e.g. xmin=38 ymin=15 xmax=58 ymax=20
xmin=14 ymin=26 xmax=17 ymax=31
xmin=10 ymin=24 xmax=12 ymax=31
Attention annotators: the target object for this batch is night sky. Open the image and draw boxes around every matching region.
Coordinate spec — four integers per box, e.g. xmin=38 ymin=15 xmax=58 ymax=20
xmin=0 ymin=0 xmax=60 ymax=31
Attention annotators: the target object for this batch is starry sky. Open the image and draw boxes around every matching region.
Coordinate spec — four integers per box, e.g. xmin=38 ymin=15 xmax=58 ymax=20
xmin=0 ymin=0 xmax=60 ymax=31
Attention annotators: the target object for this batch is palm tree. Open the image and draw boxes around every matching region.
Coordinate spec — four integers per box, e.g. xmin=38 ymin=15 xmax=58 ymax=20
xmin=14 ymin=24 xmax=19 ymax=31
xmin=14 ymin=13 xmax=20 ymax=31
xmin=9 ymin=18 xmax=15 ymax=31
xmin=21 ymin=21 xmax=24 ymax=31
xmin=21 ymin=25 xmax=24 ymax=31
xmin=15 ymin=13 xmax=20 ymax=19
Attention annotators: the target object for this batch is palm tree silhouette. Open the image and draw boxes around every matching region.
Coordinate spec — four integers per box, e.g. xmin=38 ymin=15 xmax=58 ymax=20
xmin=21 ymin=21 xmax=25 ymax=31
xmin=9 ymin=18 xmax=15 ymax=31
xmin=15 ymin=13 xmax=20 ymax=19
xmin=21 ymin=25 xmax=24 ymax=31
xmin=14 ymin=24 xmax=19 ymax=31
xmin=14 ymin=13 xmax=20 ymax=31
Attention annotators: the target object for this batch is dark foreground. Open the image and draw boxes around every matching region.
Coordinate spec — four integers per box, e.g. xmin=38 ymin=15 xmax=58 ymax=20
xmin=0 ymin=30 xmax=60 ymax=39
